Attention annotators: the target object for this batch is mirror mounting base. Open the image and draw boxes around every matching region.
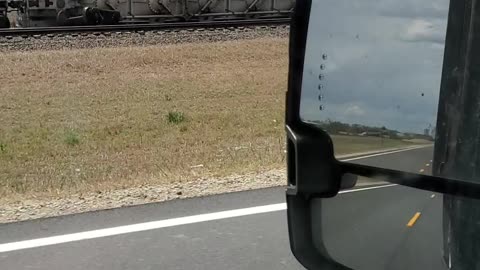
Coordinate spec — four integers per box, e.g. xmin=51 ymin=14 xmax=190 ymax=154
xmin=286 ymin=124 xmax=343 ymax=197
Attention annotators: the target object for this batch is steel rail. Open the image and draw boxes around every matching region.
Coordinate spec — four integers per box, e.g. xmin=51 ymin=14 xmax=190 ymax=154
xmin=0 ymin=18 xmax=290 ymax=37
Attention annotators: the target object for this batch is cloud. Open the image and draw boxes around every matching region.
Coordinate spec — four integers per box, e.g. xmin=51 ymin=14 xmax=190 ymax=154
xmin=400 ymin=19 xmax=446 ymax=44
xmin=299 ymin=0 xmax=448 ymax=133
xmin=378 ymin=0 xmax=449 ymax=19
xmin=344 ymin=105 xmax=365 ymax=117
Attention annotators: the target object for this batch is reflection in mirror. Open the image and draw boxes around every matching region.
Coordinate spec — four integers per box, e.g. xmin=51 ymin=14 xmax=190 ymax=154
xmin=311 ymin=148 xmax=479 ymax=270
xmin=299 ymin=0 xmax=448 ymax=174
xmin=312 ymin=144 xmax=448 ymax=269
xmin=314 ymin=179 xmax=455 ymax=270
xmin=300 ymin=2 xmax=480 ymax=269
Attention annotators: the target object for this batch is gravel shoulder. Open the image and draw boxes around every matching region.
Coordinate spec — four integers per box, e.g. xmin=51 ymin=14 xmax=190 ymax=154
xmin=0 ymin=168 xmax=287 ymax=224
xmin=0 ymin=168 xmax=385 ymax=224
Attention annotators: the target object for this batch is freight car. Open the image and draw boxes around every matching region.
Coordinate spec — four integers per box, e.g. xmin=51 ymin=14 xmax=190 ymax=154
xmin=2 ymin=0 xmax=294 ymax=27
xmin=0 ymin=0 xmax=8 ymax=27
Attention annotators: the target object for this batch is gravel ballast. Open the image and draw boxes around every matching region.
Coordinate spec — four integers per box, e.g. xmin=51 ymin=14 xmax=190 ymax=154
xmin=0 ymin=25 xmax=289 ymax=52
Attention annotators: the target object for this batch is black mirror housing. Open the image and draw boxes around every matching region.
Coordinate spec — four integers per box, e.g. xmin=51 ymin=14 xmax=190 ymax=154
xmin=286 ymin=124 xmax=342 ymax=197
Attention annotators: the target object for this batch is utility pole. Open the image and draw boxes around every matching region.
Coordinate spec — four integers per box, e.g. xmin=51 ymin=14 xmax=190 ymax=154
xmin=434 ymin=0 xmax=480 ymax=269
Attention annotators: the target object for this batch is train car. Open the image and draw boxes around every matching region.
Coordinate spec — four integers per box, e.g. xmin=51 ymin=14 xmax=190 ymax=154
xmin=0 ymin=0 xmax=9 ymax=27
xmin=2 ymin=0 xmax=294 ymax=27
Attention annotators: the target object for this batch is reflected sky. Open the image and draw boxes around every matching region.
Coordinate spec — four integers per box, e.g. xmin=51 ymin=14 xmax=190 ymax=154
xmin=300 ymin=0 xmax=449 ymax=133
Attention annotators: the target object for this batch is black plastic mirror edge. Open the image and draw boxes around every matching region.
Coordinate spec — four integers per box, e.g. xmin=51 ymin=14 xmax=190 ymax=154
xmin=285 ymin=0 xmax=352 ymax=269
xmin=285 ymin=0 xmax=343 ymax=199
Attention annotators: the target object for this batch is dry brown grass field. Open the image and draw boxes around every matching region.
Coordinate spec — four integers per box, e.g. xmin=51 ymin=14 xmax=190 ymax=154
xmin=332 ymin=135 xmax=418 ymax=155
xmin=0 ymin=38 xmax=416 ymax=201
xmin=0 ymin=38 xmax=288 ymax=200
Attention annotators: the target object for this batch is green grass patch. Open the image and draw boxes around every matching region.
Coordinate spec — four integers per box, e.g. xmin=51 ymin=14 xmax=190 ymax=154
xmin=167 ymin=111 xmax=186 ymax=124
xmin=64 ymin=130 xmax=80 ymax=146
xmin=0 ymin=142 xmax=6 ymax=154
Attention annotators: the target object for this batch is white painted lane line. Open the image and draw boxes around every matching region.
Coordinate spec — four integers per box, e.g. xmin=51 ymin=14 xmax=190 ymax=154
xmin=0 ymin=204 xmax=285 ymax=253
xmin=341 ymin=145 xmax=431 ymax=162
xmin=0 ymin=184 xmax=397 ymax=253
xmin=340 ymin=184 xmax=397 ymax=193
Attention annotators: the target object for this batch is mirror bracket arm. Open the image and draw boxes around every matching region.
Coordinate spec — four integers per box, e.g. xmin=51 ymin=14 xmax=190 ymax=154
xmin=286 ymin=124 xmax=342 ymax=198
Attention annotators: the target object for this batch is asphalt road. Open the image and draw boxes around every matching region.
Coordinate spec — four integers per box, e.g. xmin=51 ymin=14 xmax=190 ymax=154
xmin=0 ymin=145 xmax=444 ymax=270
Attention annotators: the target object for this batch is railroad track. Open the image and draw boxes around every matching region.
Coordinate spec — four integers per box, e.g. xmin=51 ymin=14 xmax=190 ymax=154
xmin=0 ymin=18 xmax=290 ymax=37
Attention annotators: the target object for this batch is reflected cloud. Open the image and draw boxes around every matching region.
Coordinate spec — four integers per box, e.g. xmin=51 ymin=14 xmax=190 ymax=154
xmin=344 ymin=105 xmax=366 ymax=117
xmin=401 ymin=19 xmax=446 ymax=44
xmin=378 ymin=0 xmax=448 ymax=19
xmin=300 ymin=0 xmax=448 ymax=134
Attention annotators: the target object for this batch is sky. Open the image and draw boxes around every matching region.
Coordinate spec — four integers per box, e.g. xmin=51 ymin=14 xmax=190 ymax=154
xmin=299 ymin=0 xmax=449 ymax=134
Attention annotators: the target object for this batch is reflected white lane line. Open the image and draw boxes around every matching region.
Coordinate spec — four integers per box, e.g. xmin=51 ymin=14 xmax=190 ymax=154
xmin=341 ymin=145 xmax=431 ymax=162
xmin=340 ymin=184 xmax=397 ymax=194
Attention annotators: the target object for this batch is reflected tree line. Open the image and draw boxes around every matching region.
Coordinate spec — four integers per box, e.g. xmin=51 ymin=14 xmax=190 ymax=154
xmin=311 ymin=119 xmax=434 ymax=141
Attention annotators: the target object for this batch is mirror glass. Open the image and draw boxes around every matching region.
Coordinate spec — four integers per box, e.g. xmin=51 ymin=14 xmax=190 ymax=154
xmin=315 ymin=179 xmax=480 ymax=270
xmin=299 ymin=0 xmax=449 ymax=174
xmin=299 ymin=2 xmax=480 ymax=269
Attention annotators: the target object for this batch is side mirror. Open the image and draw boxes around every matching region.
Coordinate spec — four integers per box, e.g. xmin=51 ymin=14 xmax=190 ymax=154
xmin=286 ymin=0 xmax=480 ymax=269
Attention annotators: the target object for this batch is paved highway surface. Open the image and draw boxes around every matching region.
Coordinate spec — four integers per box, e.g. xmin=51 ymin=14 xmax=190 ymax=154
xmin=0 ymin=146 xmax=446 ymax=270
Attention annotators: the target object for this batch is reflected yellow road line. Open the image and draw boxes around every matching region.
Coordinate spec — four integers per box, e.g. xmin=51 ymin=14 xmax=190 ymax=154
xmin=407 ymin=212 xmax=421 ymax=227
